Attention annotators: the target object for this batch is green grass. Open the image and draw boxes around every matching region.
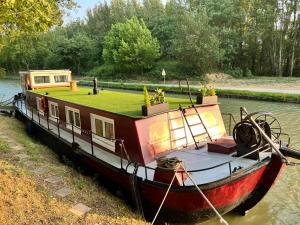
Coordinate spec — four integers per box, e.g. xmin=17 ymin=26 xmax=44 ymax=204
xmin=33 ymin=87 xmax=193 ymax=117
xmin=0 ymin=139 xmax=9 ymax=153
xmin=77 ymin=81 xmax=300 ymax=104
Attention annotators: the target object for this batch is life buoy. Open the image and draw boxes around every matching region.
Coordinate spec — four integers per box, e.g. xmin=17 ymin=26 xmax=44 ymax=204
xmin=40 ymin=96 xmax=48 ymax=113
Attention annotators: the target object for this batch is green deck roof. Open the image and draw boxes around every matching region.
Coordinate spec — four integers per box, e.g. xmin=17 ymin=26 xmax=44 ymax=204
xmin=32 ymin=87 xmax=193 ymax=118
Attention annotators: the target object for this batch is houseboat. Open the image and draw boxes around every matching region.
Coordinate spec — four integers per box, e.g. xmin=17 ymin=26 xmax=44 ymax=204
xmin=14 ymin=70 xmax=300 ymax=224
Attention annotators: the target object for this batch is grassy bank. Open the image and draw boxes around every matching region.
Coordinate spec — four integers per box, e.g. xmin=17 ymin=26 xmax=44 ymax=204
xmin=0 ymin=115 xmax=147 ymax=225
xmin=78 ymin=80 xmax=300 ymax=104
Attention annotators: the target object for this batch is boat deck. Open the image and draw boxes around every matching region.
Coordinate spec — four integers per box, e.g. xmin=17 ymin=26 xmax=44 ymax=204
xmin=17 ymin=100 xmax=271 ymax=186
xmin=134 ymin=148 xmax=270 ymax=186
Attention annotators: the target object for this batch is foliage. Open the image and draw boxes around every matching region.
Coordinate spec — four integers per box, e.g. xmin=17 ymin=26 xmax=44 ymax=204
xmin=151 ymin=88 xmax=165 ymax=104
xmin=199 ymin=87 xmax=208 ymax=97
xmin=0 ymin=0 xmax=76 ymax=48
xmin=0 ymin=68 xmax=6 ymax=79
xmin=103 ymin=17 xmax=161 ymax=74
xmin=86 ymin=64 xmax=115 ymax=78
xmin=143 ymin=86 xmax=151 ymax=107
xmin=52 ymin=32 xmax=96 ymax=75
xmin=173 ymin=9 xmax=223 ymax=75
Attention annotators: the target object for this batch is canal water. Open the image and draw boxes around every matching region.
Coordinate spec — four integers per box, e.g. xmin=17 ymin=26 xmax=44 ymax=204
xmin=0 ymin=79 xmax=299 ymax=225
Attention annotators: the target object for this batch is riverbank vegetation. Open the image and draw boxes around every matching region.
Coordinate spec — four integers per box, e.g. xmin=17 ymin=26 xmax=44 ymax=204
xmin=79 ymin=81 xmax=300 ymax=104
xmin=0 ymin=115 xmax=147 ymax=224
xmin=0 ymin=0 xmax=299 ymax=80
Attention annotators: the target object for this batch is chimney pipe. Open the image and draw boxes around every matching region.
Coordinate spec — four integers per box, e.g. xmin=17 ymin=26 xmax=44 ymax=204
xmin=93 ymin=77 xmax=98 ymax=95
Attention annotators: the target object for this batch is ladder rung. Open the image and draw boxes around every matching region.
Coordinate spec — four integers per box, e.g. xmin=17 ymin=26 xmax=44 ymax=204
xmin=193 ymin=133 xmax=208 ymax=138
xmin=188 ymin=123 xmax=203 ymax=127
xmin=171 ymin=137 xmax=187 ymax=142
xmin=170 ymin=126 xmax=185 ymax=131
xmin=184 ymin=113 xmax=199 ymax=117
xmin=169 ymin=116 xmax=183 ymax=120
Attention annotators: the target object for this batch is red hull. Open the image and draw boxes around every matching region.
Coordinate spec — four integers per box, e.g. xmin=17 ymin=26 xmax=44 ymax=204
xmin=83 ymin=151 xmax=284 ymax=223
xmin=17 ymin=110 xmax=285 ymax=223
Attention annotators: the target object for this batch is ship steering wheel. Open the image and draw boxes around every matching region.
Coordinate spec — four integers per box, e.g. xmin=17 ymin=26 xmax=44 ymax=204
xmin=245 ymin=112 xmax=282 ymax=141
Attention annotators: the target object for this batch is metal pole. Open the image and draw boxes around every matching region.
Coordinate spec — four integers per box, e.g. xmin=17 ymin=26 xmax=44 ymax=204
xmin=72 ymin=124 xmax=75 ymax=143
xmin=120 ymin=143 xmax=123 ymax=169
xmin=57 ymin=118 xmax=60 ymax=137
xmin=38 ymin=111 xmax=40 ymax=125
xmin=229 ymin=115 xmax=232 ymax=135
xmin=31 ymin=108 xmax=33 ymax=121
xmin=47 ymin=114 xmax=49 ymax=130
xmin=90 ymin=131 xmax=94 ymax=156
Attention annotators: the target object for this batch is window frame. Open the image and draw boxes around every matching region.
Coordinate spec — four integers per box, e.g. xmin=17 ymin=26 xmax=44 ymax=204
xmin=54 ymin=75 xmax=68 ymax=83
xmin=49 ymin=101 xmax=59 ymax=121
xmin=90 ymin=113 xmax=116 ymax=151
xmin=33 ymin=75 xmax=50 ymax=84
xmin=65 ymin=106 xmax=81 ymax=134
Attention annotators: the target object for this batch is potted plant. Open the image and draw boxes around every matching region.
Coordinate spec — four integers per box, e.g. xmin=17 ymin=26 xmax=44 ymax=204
xmin=142 ymin=87 xmax=169 ymax=116
xmin=196 ymin=85 xmax=218 ymax=105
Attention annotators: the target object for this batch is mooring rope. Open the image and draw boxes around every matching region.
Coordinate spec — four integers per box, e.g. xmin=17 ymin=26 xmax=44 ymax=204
xmin=151 ymin=171 xmax=177 ymax=225
xmin=182 ymin=166 xmax=229 ymax=225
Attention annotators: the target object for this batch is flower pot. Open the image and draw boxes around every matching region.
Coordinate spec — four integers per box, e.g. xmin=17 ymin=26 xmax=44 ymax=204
xmin=196 ymin=95 xmax=218 ymax=105
xmin=142 ymin=102 xmax=169 ymax=116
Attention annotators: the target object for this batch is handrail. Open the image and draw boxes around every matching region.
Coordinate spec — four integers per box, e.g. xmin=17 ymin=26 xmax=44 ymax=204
xmin=18 ymin=100 xmax=131 ymax=164
xmin=17 ymin=100 xmax=274 ymax=185
xmin=221 ymin=112 xmax=237 ymax=135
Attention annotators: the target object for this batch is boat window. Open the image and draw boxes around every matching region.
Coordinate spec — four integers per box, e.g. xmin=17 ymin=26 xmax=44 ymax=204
xmin=36 ymin=97 xmax=42 ymax=111
xmin=105 ymin=122 xmax=114 ymax=139
xmin=49 ymin=101 xmax=59 ymax=119
xmin=95 ymin=119 xmax=104 ymax=137
xmin=34 ymin=76 xmax=50 ymax=84
xmin=65 ymin=106 xmax=81 ymax=133
xmin=90 ymin=114 xmax=115 ymax=151
xmin=36 ymin=97 xmax=45 ymax=116
xmin=54 ymin=75 xmax=68 ymax=83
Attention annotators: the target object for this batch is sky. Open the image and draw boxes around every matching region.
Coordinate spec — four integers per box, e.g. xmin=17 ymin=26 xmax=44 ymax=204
xmin=64 ymin=0 xmax=100 ymax=24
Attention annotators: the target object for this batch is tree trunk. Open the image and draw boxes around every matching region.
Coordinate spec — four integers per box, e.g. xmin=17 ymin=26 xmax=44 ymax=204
xmin=289 ymin=0 xmax=299 ymax=77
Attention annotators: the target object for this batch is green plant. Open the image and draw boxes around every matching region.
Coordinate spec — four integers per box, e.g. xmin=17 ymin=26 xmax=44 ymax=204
xmin=0 ymin=68 xmax=6 ymax=79
xmin=152 ymin=88 xmax=165 ymax=104
xmin=143 ymin=86 xmax=151 ymax=107
xmin=209 ymin=87 xmax=216 ymax=96
xmin=200 ymin=87 xmax=208 ymax=97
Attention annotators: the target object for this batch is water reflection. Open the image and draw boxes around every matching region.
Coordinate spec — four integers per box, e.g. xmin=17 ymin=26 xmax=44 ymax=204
xmin=0 ymin=79 xmax=21 ymax=99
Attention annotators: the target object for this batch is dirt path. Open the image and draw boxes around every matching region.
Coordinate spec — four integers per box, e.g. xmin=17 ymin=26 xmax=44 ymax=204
xmin=0 ymin=115 xmax=147 ymax=225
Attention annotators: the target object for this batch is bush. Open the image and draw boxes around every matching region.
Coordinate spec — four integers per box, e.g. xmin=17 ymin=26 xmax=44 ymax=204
xmin=0 ymin=68 xmax=6 ymax=79
xmin=145 ymin=60 xmax=183 ymax=80
xmin=86 ymin=64 xmax=115 ymax=78
xmin=224 ymin=67 xmax=253 ymax=78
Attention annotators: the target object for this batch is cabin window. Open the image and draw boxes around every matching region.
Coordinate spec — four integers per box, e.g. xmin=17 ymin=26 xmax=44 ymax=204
xmin=49 ymin=101 xmax=59 ymax=121
xmin=54 ymin=75 xmax=68 ymax=83
xmin=90 ymin=114 xmax=115 ymax=151
xmin=65 ymin=106 xmax=81 ymax=134
xmin=36 ymin=97 xmax=44 ymax=115
xmin=34 ymin=76 xmax=50 ymax=84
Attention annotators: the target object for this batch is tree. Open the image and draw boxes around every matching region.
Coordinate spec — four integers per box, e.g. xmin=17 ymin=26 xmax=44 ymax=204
xmin=173 ymin=10 xmax=223 ymax=75
xmin=53 ymin=32 xmax=96 ymax=75
xmin=102 ymin=17 xmax=160 ymax=74
xmin=0 ymin=0 xmax=76 ymax=48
